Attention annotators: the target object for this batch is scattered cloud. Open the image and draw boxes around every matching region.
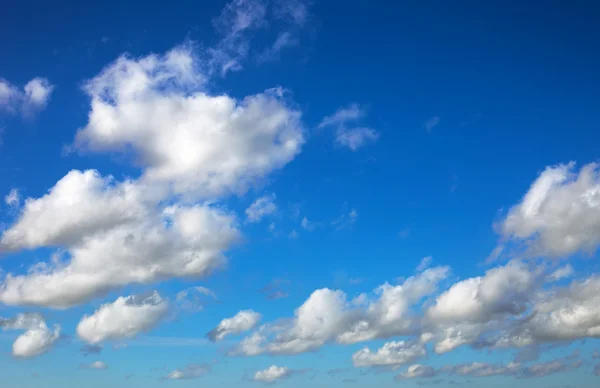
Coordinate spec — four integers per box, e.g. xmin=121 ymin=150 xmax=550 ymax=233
xmin=416 ymin=256 xmax=433 ymax=272
xmin=0 ymin=77 xmax=53 ymax=117
xmin=332 ymin=208 xmax=358 ymax=230
xmin=4 ymin=188 xmax=20 ymax=207
xmin=207 ymin=310 xmax=262 ymax=341
xmin=318 ymin=104 xmax=379 ymax=150
xmin=81 ymin=361 xmax=108 ymax=370
xmin=288 ymin=229 xmax=299 ymax=239
xmin=77 ymin=291 xmax=169 ymax=344
xmin=176 ymin=286 xmax=218 ymax=313
xmin=163 ymin=363 xmax=211 ymax=380
xmin=423 ymin=116 xmax=440 ymax=133
xmin=398 ymin=228 xmax=410 ymax=239
xmin=246 ymin=194 xmax=277 ymax=223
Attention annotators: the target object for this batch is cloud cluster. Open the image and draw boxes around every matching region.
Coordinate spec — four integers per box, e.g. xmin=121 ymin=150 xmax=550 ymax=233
xmin=246 ymin=194 xmax=277 ymax=222
xmin=0 ymin=43 xmax=304 ymax=309
xmin=230 ymin=267 xmax=449 ymax=355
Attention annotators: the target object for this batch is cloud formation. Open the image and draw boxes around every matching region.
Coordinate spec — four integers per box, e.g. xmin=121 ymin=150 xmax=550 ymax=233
xmin=318 ymin=104 xmax=379 ymax=150
xmin=207 ymin=309 xmax=262 ymax=341
xmin=0 ymin=77 xmax=53 ymax=117
xmin=253 ymin=365 xmax=291 ymax=383
xmin=77 ymin=291 xmax=169 ymax=344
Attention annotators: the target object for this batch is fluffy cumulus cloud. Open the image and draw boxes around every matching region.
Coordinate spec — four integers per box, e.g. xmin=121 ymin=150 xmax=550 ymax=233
xmin=318 ymin=104 xmax=379 ymax=151
xmin=253 ymin=365 xmax=291 ymax=383
xmin=0 ymin=77 xmax=53 ymax=116
xmin=352 ymin=341 xmax=426 ymax=368
xmin=164 ymin=363 xmax=211 ymax=380
xmin=207 ymin=309 xmax=262 ymax=341
xmin=0 ymin=178 xmax=239 ymax=307
xmin=231 ymin=267 xmax=449 ymax=356
xmin=74 ymin=45 xmax=304 ymax=200
xmin=499 ymin=162 xmax=600 ymax=258
xmin=77 ymin=291 xmax=169 ymax=344
xmin=426 ymin=261 xmax=539 ymax=353
xmin=1 ymin=313 xmax=61 ymax=358
xmin=246 ymin=194 xmax=277 ymax=222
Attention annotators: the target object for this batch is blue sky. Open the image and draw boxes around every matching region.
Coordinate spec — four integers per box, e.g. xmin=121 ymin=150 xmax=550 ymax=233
xmin=1 ymin=0 xmax=600 ymax=386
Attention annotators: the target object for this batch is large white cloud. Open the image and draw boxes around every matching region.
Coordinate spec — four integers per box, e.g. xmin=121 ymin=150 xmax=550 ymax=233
xmin=499 ymin=162 xmax=600 ymax=258
xmin=77 ymin=291 xmax=169 ymax=344
xmin=207 ymin=309 xmax=262 ymax=341
xmin=74 ymin=45 xmax=304 ymax=200
xmin=0 ymin=197 xmax=238 ymax=308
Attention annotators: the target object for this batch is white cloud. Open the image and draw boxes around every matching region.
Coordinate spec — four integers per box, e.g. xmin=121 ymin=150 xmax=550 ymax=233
xmin=23 ymin=78 xmax=54 ymax=114
xmin=423 ymin=116 xmax=440 ymax=133
xmin=4 ymin=188 xmax=20 ymax=207
xmin=352 ymin=341 xmax=425 ymax=368
xmin=332 ymin=208 xmax=357 ymax=230
xmin=0 ymin=77 xmax=53 ymax=116
xmin=300 ymin=216 xmax=314 ymax=231
xmin=318 ymin=104 xmax=378 ymax=150
xmin=77 ymin=291 xmax=168 ymax=344
xmin=74 ymin=45 xmax=304 ymax=201
xmin=176 ymin=286 xmax=218 ymax=313
xmin=164 ymin=363 xmax=211 ymax=380
xmin=257 ymin=32 xmax=298 ymax=63
xmin=547 ymin=264 xmax=574 ymax=282
xmin=499 ymin=162 xmax=600 ymax=258
xmin=451 ymin=361 xmax=521 ymax=377
xmin=81 ymin=361 xmax=108 ymax=370
xmin=253 ymin=365 xmax=291 ymax=383
xmin=1 ymin=313 xmax=60 ymax=359
xmin=0 ymin=192 xmax=239 ymax=308
xmin=232 ymin=267 xmax=449 ymax=356
xmin=335 ymin=127 xmax=379 ymax=151
xmin=318 ymin=104 xmax=363 ymax=129
xmin=0 ymin=79 xmax=21 ymax=112
xmin=246 ymin=194 xmax=277 ymax=222
xmin=396 ymin=364 xmax=436 ymax=379
xmin=207 ymin=309 xmax=262 ymax=341
xmin=416 ymin=256 xmax=432 ymax=272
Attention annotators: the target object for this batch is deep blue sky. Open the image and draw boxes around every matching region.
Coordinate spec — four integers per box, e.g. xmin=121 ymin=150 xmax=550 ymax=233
xmin=1 ymin=1 xmax=600 ymax=387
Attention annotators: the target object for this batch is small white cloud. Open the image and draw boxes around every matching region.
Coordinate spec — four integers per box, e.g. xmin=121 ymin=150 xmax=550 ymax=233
xmin=164 ymin=363 xmax=210 ymax=380
xmin=288 ymin=229 xmax=299 ymax=239
xmin=319 ymin=104 xmax=378 ymax=150
xmin=1 ymin=313 xmax=61 ymax=358
xmin=23 ymin=78 xmax=54 ymax=113
xmin=4 ymin=188 xmax=20 ymax=207
xmin=176 ymin=286 xmax=218 ymax=313
xmin=246 ymin=194 xmax=277 ymax=223
xmin=332 ymin=208 xmax=357 ymax=230
xmin=396 ymin=364 xmax=436 ymax=379
xmin=416 ymin=256 xmax=432 ymax=272
xmin=0 ymin=77 xmax=53 ymax=117
xmin=253 ymin=365 xmax=291 ymax=383
xmin=81 ymin=361 xmax=108 ymax=370
xmin=207 ymin=309 xmax=262 ymax=341
xmin=423 ymin=116 xmax=440 ymax=133
xmin=335 ymin=127 xmax=379 ymax=151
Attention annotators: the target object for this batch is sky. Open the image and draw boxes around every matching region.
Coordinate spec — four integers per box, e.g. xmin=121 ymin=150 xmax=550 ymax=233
xmin=1 ymin=0 xmax=600 ymax=386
